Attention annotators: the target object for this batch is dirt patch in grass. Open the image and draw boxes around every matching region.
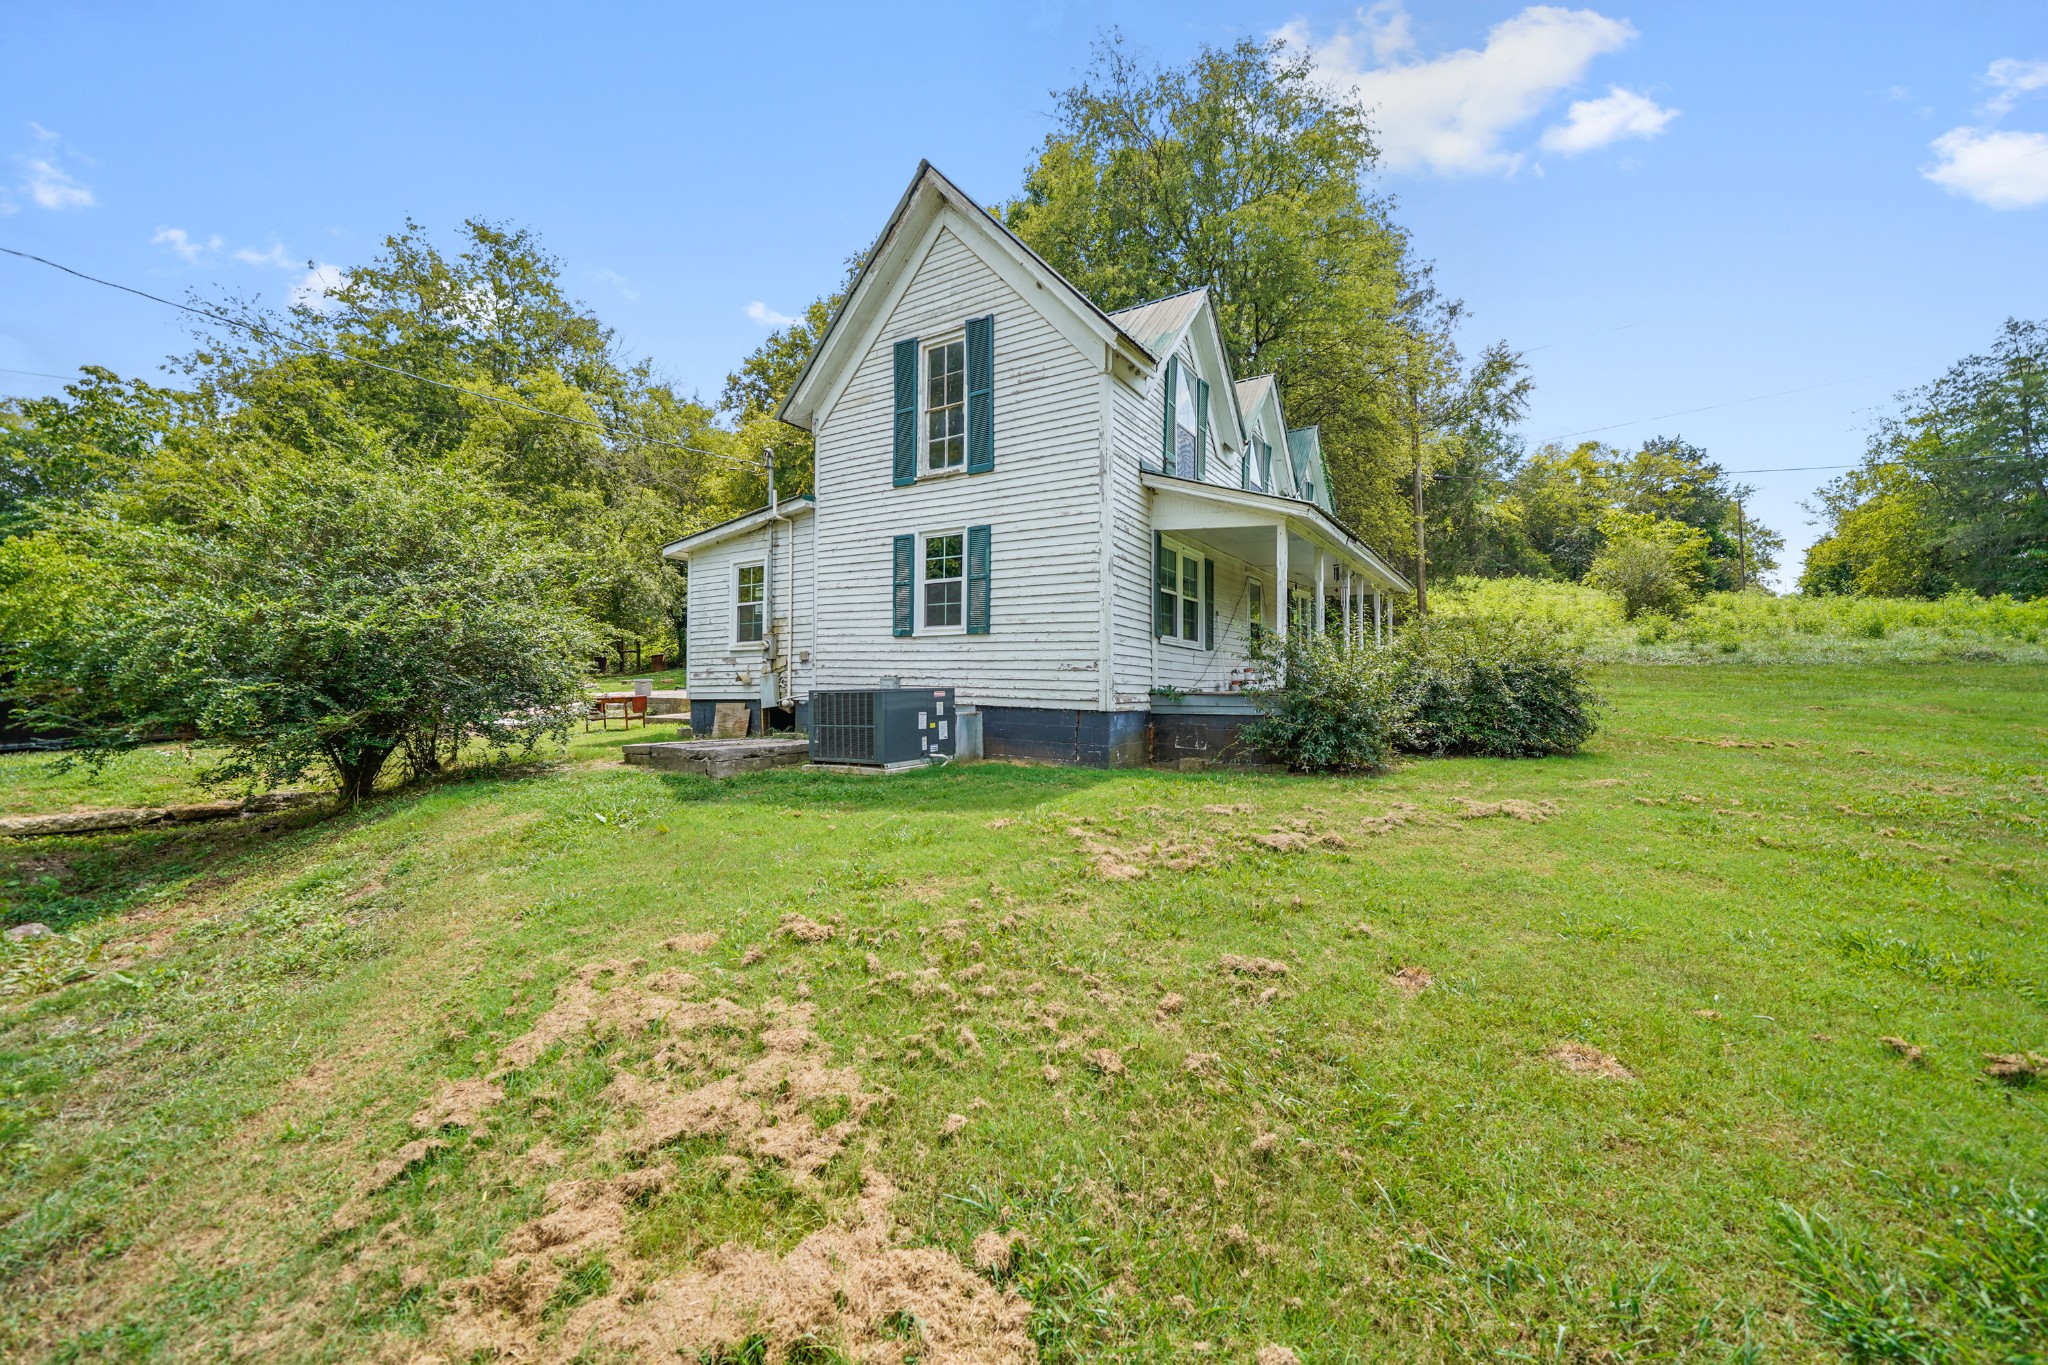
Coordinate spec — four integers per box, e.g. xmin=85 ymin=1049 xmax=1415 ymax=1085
xmin=1983 ymin=1052 xmax=2046 ymax=1084
xmin=661 ymin=932 xmax=718 ymax=954
xmin=1879 ymin=1036 xmax=1925 ymax=1065
xmin=1217 ymin=955 xmax=1290 ymax=978
xmin=411 ymin=1078 xmax=504 ymax=1131
xmin=422 ymin=964 xmax=1031 ymax=1364
xmin=1455 ymin=798 xmax=1558 ymax=822
xmin=1388 ymin=966 xmax=1433 ymax=997
xmin=1545 ymin=1042 xmax=1634 ymax=1079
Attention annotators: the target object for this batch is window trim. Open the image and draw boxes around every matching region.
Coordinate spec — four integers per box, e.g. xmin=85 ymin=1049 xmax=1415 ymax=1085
xmin=1172 ymin=367 xmax=1199 ymax=476
xmin=1155 ymin=534 xmax=1209 ymax=649
xmin=733 ymin=559 xmax=766 ymax=649
xmin=917 ymin=527 xmax=968 ymax=636
xmin=920 ymin=330 xmax=968 ymax=478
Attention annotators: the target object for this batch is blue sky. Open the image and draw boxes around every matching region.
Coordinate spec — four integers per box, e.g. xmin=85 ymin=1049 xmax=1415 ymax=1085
xmin=4 ymin=1 xmax=2044 ymax=583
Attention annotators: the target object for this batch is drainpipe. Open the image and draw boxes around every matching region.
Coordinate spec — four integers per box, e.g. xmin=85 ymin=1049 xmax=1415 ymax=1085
xmin=763 ymin=448 xmax=789 ymax=721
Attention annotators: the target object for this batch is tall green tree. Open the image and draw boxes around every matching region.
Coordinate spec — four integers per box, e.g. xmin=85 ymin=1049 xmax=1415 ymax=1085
xmin=1000 ymin=32 xmax=1432 ymax=548
xmin=181 ymin=219 xmax=736 ymax=656
xmin=1804 ymin=317 xmax=2046 ymax=598
xmin=0 ymin=367 xmax=189 ymax=538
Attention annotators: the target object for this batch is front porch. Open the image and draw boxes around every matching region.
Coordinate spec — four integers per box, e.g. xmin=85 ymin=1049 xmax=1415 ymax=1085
xmin=1143 ymin=471 xmax=1412 ymax=698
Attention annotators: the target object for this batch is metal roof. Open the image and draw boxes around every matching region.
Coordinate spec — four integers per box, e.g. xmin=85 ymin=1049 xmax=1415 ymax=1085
xmin=1106 ymin=288 xmax=1209 ymax=357
xmin=1232 ymin=374 xmax=1276 ymax=415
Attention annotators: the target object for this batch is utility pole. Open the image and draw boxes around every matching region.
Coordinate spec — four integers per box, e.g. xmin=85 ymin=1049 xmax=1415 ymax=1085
xmin=1735 ymin=499 xmax=1749 ymax=592
xmin=1410 ymin=394 xmax=1428 ymax=617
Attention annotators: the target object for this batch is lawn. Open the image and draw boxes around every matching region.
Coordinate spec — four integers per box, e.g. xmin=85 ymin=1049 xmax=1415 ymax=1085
xmin=1 ymin=666 xmax=2043 ymax=1363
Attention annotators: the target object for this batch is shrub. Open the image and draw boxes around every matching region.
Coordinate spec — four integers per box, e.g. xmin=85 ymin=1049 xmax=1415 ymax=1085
xmin=1396 ymin=615 xmax=1601 ymax=758
xmin=1587 ymin=513 xmax=1710 ymax=620
xmin=1245 ymin=615 xmax=1600 ymax=772
xmin=4 ymin=447 xmax=598 ymax=801
xmin=1243 ymin=632 xmax=1411 ymax=774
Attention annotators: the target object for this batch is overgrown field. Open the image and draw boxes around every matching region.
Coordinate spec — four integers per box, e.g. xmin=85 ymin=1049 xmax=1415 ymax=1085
xmin=1437 ymin=578 xmax=2048 ymax=666
xmin=1 ymin=667 xmax=2044 ymax=1363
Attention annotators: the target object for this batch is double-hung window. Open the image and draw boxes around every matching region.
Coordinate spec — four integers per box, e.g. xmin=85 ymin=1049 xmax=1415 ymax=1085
xmin=1173 ymin=372 xmax=1200 ymax=473
xmin=922 ymin=531 xmax=964 ymax=630
xmin=735 ymin=563 xmax=765 ymax=644
xmin=1154 ymin=536 xmax=1205 ymax=645
xmin=925 ymin=340 xmax=965 ymax=472
xmin=1245 ymin=432 xmax=1267 ymax=492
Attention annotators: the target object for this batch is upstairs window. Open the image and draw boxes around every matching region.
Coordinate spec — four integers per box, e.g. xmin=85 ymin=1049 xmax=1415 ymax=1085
xmin=925 ymin=340 xmax=965 ymax=471
xmin=735 ymin=563 xmax=765 ymax=644
xmin=922 ymin=531 xmax=964 ymax=629
xmin=1245 ymin=433 xmax=1268 ymax=492
xmin=1173 ymin=369 xmax=1199 ymax=472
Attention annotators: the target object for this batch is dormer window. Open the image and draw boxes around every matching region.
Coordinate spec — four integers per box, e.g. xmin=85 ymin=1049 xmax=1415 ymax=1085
xmin=1245 ymin=432 xmax=1268 ymax=493
xmin=1173 ymin=369 xmax=1199 ymax=471
xmin=925 ymin=339 xmax=965 ymax=471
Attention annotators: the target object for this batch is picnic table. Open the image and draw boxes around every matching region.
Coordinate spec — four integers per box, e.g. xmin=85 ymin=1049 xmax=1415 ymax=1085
xmin=584 ymin=692 xmax=648 ymax=732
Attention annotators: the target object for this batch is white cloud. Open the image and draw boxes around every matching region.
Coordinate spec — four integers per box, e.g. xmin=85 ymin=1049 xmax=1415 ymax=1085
xmin=1924 ymin=126 xmax=2048 ymax=208
xmin=1984 ymin=57 xmax=2048 ymax=115
xmin=1541 ymin=85 xmax=1677 ymax=154
xmin=233 ymin=242 xmax=294 ymax=268
xmin=745 ymin=300 xmax=796 ymax=327
xmin=1278 ymin=4 xmax=1644 ymax=175
xmin=594 ymin=268 xmax=639 ymax=301
xmin=152 ymin=227 xmax=224 ymax=263
xmin=291 ymin=263 xmax=347 ymax=310
xmin=22 ymin=156 xmax=92 ymax=209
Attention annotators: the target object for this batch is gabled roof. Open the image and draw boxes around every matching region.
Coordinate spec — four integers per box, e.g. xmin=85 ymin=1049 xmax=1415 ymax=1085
xmin=1285 ymin=428 xmax=1335 ymax=514
xmin=1231 ymin=374 xmax=1276 ymax=417
xmin=1108 ymin=288 xmax=1209 ymax=357
xmin=779 ymin=162 xmax=1155 ymax=431
xmin=1109 ymin=286 xmax=1247 ymax=453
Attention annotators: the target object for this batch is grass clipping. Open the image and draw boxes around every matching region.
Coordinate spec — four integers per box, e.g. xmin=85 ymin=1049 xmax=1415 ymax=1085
xmin=415 ymin=960 xmax=1033 ymax=1364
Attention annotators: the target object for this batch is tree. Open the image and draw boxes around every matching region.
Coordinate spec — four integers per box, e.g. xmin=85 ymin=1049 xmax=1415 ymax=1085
xmin=717 ymin=256 xmax=864 ymax=504
xmin=0 ymin=367 xmax=189 ymax=538
xmin=4 ymin=440 xmax=595 ymax=802
xmin=178 ymin=219 xmax=737 ymax=651
xmin=1803 ymin=318 xmax=2046 ymax=599
xmin=1001 ymin=32 xmax=1427 ymax=548
xmin=1587 ymin=512 xmax=1709 ymax=619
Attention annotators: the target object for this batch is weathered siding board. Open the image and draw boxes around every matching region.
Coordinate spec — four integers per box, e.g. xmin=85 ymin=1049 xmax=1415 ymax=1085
xmin=683 ymin=513 xmax=814 ymax=703
xmin=810 ymin=223 xmax=1107 ymax=708
xmin=1107 ymin=374 xmax=1159 ymax=707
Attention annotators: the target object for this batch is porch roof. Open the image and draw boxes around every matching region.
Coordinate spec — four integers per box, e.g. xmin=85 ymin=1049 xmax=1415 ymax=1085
xmin=1141 ymin=471 xmax=1412 ymax=594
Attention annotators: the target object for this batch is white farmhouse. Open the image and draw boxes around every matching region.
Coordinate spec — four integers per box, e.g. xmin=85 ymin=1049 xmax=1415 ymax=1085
xmin=662 ymin=162 xmax=1409 ymax=766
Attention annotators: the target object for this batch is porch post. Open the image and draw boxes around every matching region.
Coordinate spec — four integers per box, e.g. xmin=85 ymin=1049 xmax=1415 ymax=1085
xmin=1273 ymin=522 xmax=1289 ymax=643
xmin=1341 ymin=567 xmax=1354 ymax=650
xmin=1374 ymin=591 xmax=1383 ymax=646
xmin=1314 ymin=550 xmax=1329 ymax=638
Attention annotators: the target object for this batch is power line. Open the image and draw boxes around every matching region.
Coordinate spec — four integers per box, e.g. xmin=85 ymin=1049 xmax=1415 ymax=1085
xmin=1534 ymin=375 xmax=1879 ymax=444
xmin=0 ymin=246 xmax=765 ymax=472
xmin=0 ymin=366 xmax=83 ymax=382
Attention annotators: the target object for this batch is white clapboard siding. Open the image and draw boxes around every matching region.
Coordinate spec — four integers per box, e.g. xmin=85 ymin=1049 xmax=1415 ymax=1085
xmin=810 ymin=222 xmax=1106 ymax=708
xmin=1107 ymin=369 xmax=1161 ymax=705
xmin=684 ymin=512 xmax=814 ymax=702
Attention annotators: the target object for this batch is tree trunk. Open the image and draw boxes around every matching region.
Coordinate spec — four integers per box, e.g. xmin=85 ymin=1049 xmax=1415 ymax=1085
xmin=333 ymin=743 xmax=395 ymax=805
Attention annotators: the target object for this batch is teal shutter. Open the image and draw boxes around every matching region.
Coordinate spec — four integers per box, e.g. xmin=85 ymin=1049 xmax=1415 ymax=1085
xmin=965 ymin=314 xmax=994 ymax=473
xmin=1194 ymin=378 xmax=1210 ymax=481
xmin=966 ymin=524 xmax=991 ymax=634
xmin=1158 ymin=359 xmax=1177 ymax=474
xmin=1153 ymin=532 xmax=1170 ymax=636
xmin=892 ymin=338 xmax=918 ymax=486
xmin=1240 ymin=443 xmax=1251 ymax=490
xmin=892 ymin=534 xmax=914 ymax=637
xmin=1203 ymin=558 xmax=1216 ymax=649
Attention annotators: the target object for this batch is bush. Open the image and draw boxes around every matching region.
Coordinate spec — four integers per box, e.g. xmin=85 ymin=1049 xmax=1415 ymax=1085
xmin=1245 ymin=615 xmax=1600 ymax=772
xmin=3 ymin=447 xmax=598 ymax=801
xmin=1242 ymin=633 xmax=1411 ymax=774
xmin=1397 ymin=615 xmax=1601 ymax=758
